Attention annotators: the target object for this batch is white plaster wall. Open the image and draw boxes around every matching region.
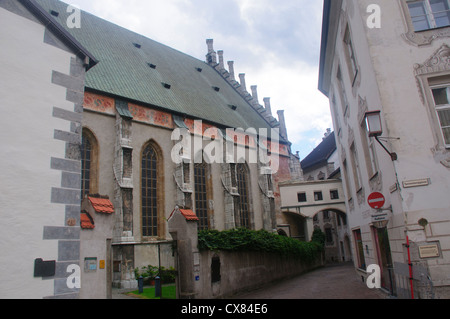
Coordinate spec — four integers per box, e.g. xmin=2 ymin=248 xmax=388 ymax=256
xmin=326 ymin=1 xmax=450 ymax=293
xmin=79 ymin=207 xmax=115 ymax=299
xmin=0 ymin=8 xmax=77 ymax=298
xmin=280 ymin=180 xmax=345 ymax=217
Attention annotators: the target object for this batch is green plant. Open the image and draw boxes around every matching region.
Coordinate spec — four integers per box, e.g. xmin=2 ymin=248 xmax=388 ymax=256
xmin=311 ymin=228 xmax=326 ymax=247
xmin=128 ymin=284 xmax=177 ymax=299
xmin=134 ymin=265 xmax=177 ymax=283
xmin=160 ymin=267 xmax=177 ymax=283
xmin=198 ymin=228 xmax=323 ymax=263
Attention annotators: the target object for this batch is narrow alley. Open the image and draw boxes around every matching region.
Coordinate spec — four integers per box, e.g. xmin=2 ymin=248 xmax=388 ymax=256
xmin=234 ymin=262 xmax=386 ymax=299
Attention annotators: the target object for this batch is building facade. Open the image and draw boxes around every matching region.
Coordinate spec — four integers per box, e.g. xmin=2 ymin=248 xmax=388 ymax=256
xmin=26 ymin=0 xmax=302 ymax=295
xmin=319 ymin=0 xmax=450 ymax=298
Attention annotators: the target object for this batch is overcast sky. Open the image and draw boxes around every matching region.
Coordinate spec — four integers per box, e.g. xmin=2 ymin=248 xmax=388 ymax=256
xmin=70 ymin=0 xmax=332 ymax=160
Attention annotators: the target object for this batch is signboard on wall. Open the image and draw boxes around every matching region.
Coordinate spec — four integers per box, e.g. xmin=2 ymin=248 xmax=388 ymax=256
xmin=419 ymin=243 xmax=440 ymax=259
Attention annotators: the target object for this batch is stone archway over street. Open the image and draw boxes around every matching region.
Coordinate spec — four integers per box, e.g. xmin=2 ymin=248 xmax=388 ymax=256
xmin=278 ymin=179 xmax=347 ymax=242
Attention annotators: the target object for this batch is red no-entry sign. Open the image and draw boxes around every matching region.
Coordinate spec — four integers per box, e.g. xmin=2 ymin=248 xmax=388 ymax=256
xmin=368 ymin=192 xmax=385 ymax=209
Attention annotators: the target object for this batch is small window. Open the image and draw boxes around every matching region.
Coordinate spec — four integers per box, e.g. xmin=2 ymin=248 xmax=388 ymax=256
xmin=408 ymin=0 xmax=450 ymax=32
xmin=431 ymin=85 xmax=450 ymax=147
xmin=343 ymin=25 xmax=358 ymax=85
xmin=318 ymin=171 xmax=325 ymax=180
xmin=325 ymin=227 xmax=333 ymax=244
xmin=314 ymin=191 xmax=323 ymax=201
xmin=330 ymin=189 xmax=339 ymax=200
xmin=211 ymin=256 xmax=221 ymax=283
xmin=297 ymin=192 xmax=307 ymax=202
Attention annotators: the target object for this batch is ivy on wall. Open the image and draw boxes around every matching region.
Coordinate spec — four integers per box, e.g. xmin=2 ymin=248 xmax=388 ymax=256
xmin=198 ymin=228 xmax=324 ymax=263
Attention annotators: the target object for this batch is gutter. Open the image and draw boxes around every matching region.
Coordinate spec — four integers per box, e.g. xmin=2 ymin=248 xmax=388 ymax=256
xmin=318 ymin=0 xmax=331 ymax=96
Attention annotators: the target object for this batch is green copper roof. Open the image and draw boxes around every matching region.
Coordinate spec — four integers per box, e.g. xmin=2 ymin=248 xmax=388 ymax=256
xmin=35 ymin=0 xmax=275 ymax=131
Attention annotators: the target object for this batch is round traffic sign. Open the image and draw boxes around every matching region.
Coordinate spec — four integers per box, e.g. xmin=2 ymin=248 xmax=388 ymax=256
xmin=368 ymin=192 xmax=385 ymax=209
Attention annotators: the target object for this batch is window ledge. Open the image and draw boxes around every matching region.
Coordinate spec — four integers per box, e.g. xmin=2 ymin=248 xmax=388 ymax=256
xmin=414 ymin=25 xmax=450 ymax=33
xmin=369 ymin=171 xmax=379 ymax=182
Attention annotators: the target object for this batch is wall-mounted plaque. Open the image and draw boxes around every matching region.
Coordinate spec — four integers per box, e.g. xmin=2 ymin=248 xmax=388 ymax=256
xmin=419 ymin=243 xmax=440 ymax=258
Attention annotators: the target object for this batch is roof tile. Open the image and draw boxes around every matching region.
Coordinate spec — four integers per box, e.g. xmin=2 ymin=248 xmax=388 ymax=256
xmin=80 ymin=212 xmax=95 ymax=229
xmin=180 ymin=209 xmax=200 ymax=221
xmin=169 ymin=208 xmax=199 ymax=221
xmin=88 ymin=196 xmax=114 ymax=214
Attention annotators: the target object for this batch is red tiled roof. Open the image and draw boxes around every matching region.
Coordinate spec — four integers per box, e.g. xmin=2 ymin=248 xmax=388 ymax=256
xmin=80 ymin=212 xmax=95 ymax=229
xmin=180 ymin=209 xmax=199 ymax=221
xmin=169 ymin=208 xmax=199 ymax=221
xmin=88 ymin=196 xmax=114 ymax=214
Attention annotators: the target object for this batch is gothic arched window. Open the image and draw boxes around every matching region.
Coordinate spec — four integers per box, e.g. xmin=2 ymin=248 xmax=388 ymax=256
xmin=81 ymin=128 xmax=98 ymax=199
xmin=236 ymin=163 xmax=251 ymax=229
xmin=141 ymin=141 xmax=162 ymax=237
xmin=194 ymin=161 xmax=209 ymax=230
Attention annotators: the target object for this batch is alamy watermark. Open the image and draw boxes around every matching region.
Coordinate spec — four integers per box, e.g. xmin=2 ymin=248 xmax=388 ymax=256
xmin=66 ymin=264 xmax=81 ymax=289
xmin=366 ymin=264 xmax=381 ymax=289
xmin=367 ymin=4 xmax=381 ymax=29
xmin=66 ymin=4 xmax=81 ymax=29
xmin=170 ymin=120 xmax=281 ymax=174
xmin=65 ymin=4 xmax=382 ymax=30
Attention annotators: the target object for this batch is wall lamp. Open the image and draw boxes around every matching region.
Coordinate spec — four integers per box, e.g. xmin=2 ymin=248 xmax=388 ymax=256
xmin=365 ymin=111 xmax=398 ymax=161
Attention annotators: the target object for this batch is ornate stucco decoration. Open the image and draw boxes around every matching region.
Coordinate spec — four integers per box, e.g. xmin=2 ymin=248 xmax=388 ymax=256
xmin=414 ymin=44 xmax=450 ymax=169
xmin=403 ymin=28 xmax=450 ymax=47
xmin=413 ymin=44 xmax=450 ymax=76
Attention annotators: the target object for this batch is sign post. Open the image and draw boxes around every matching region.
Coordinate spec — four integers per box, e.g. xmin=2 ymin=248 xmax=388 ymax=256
xmin=368 ymin=192 xmax=385 ymax=209
xmin=368 ymin=192 xmax=390 ymax=228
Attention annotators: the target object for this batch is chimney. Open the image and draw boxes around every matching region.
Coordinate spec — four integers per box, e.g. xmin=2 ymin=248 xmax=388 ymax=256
xmin=323 ymin=128 xmax=332 ymax=140
xmin=251 ymin=85 xmax=259 ymax=103
xmin=206 ymin=39 xmax=217 ymax=65
xmin=217 ymin=50 xmax=224 ymax=69
xmin=277 ymin=110 xmax=288 ymax=140
xmin=263 ymin=97 xmax=272 ymax=115
xmin=239 ymin=73 xmax=247 ymax=92
xmin=227 ymin=61 xmax=235 ymax=81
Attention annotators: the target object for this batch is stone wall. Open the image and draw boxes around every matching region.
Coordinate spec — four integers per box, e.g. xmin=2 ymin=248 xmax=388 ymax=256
xmin=169 ymin=204 xmax=324 ymax=299
xmin=195 ymin=249 xmax=324 ymax=299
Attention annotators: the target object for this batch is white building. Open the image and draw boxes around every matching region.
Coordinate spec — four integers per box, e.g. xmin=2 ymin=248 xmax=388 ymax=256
xmin=0 ymin=0 xmax=95 ymax=298
xmin=319 ymin=0 xmax=450 ymax=298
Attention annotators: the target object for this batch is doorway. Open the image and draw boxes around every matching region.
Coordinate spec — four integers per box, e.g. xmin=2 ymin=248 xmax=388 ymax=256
xmin=372 ymin=226 xmax=395 ymax=293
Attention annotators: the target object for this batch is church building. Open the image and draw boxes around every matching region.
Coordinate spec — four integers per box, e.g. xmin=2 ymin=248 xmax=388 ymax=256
xmin=0 ymin=0 xmax=303 ymax=297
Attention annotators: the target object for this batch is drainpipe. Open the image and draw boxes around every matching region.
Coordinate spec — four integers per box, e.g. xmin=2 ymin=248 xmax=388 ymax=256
xmin=406 ymin=235 xmax=415 ymax=299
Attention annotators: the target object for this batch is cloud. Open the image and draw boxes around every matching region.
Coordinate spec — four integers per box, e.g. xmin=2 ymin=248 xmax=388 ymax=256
xmin=70 ymin=0 xmax=331 ymax=159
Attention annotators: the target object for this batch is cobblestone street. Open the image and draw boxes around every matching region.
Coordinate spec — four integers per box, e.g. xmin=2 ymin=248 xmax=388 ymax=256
xmin=113 ymin=262 xmax=387 ymax=300
xmin=234 ymin=262 xmax=386 ymax=299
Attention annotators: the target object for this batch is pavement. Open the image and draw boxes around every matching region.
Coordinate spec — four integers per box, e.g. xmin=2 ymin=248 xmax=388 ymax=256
xmin=112 ymin=287 xmax=139 ymax=299
xmin=234 ymin=262 xmax=387 ymax=299
xmin=112 ymin=262 xmax=387 ymax=300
